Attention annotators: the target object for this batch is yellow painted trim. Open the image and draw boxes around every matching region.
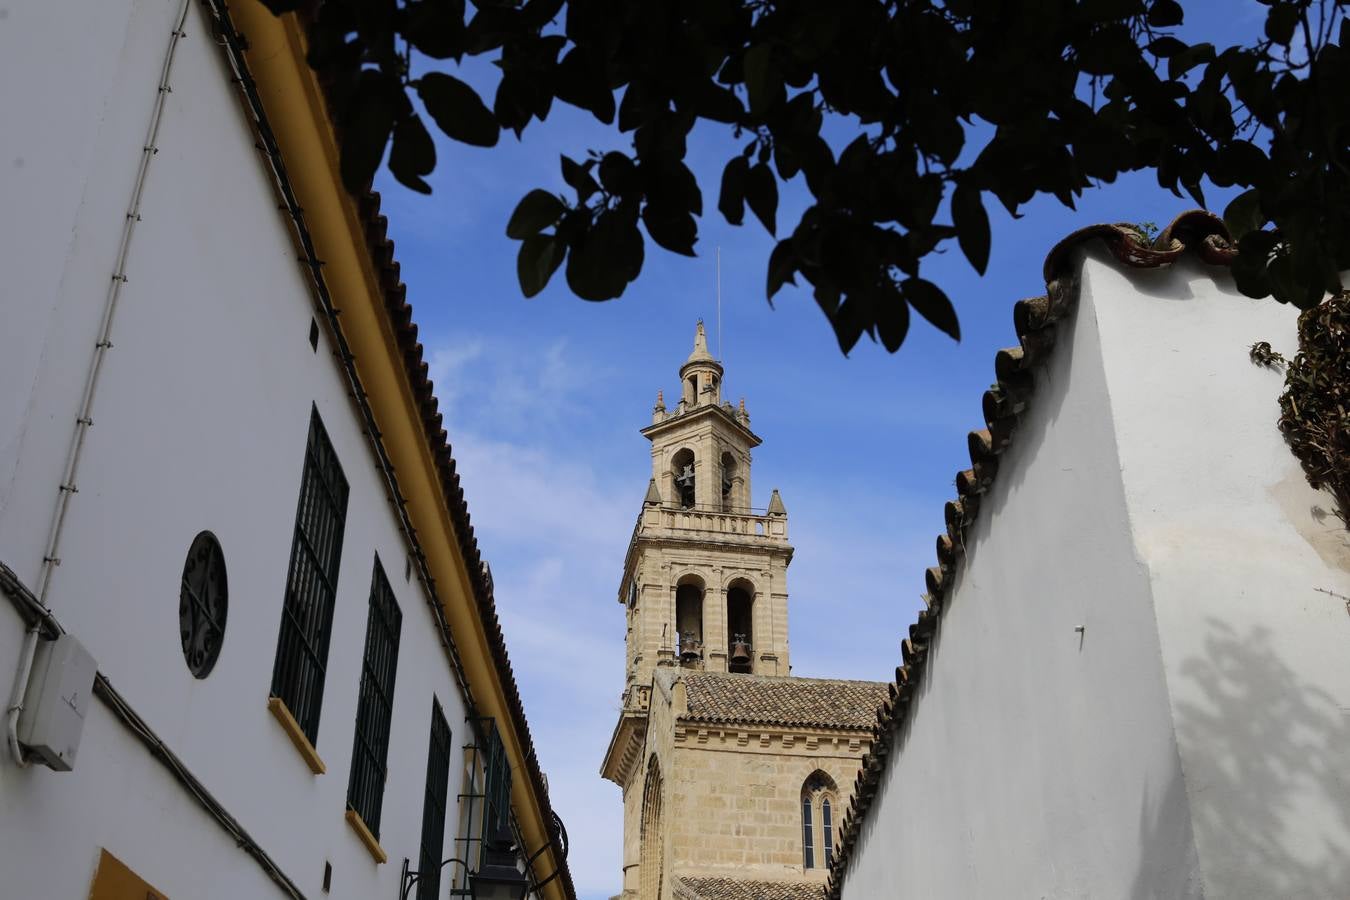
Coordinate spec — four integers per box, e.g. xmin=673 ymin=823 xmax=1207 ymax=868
xmin=89 ymin=849 xmax=169 ymax=900
xmin=267 ymin=696 xmax=326 ymax=775
xmin=232 ymin=5 xmax=564 ymax=895
xmin=345 ymin=808 xmax=389 ymax=864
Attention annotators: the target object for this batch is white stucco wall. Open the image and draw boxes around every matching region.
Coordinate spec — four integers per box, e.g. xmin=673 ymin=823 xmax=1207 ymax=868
xmin=0 ymin=2 xmax=476 ymax=897
xmin=840 ymin=249 xmax=1350 ymax=899
xmin=1090 ymin=252 xmax=1350 ymax=898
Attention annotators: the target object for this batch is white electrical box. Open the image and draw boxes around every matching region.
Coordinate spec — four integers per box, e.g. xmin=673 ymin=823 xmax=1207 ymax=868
xmin=17 ymin=633 xmax=96 ymax=771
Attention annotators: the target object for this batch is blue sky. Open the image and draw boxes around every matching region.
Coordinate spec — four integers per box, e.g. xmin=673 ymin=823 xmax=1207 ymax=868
xmin=372 ymin=5 xmax=1263 ymax=895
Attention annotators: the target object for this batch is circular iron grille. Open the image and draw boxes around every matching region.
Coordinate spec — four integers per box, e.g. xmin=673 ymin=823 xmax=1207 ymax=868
xmin=179 ymin=531 xmax=227 ymax=678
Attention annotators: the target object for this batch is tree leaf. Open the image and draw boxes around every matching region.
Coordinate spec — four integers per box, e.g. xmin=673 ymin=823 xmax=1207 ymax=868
xmin=1222 ymin=188 xmax=1263 ymax=241
xmin=743 ymin=45 xmax=775 ymax=116
xmin=1167 ymin=42 xmax=1214 ymax=80
xmin=951 ymin=184 xmax=990 ymax=275
xmin=517 ymin=233 xmax=564 ymax=297
xmin=507 ymin=189 xmax=565 ymax=238
xmin=1147 ymin=0 xmax=1184 ymax=27
xmin=599 ymin=152 xmax=636 ymax=195
xmin=1265 ymin=5 xmax=1300 ymax=45
xmin=1232 ymin=230 xmax=1278 ymax=300
xmin=719 ymin=156 xmax=749 ymax=226
xmin=876 ymin=284 xmax=910 ymax=352
xmin=404 ymin=0 xmax=467 ymax=59
xmin=641 ymin=205 xmax=697 ymax=256
xmin=828 ymin=295 xmax=868 ymax=355
xmin=565 ymin=211 xmax=641 ymax=300
xmin=417 ymin=72 xmax=499 ymax=147
xmin=745 ymin=162 xmax=778 ymax=236
xmin=903 ymin=277 xmax=960 ymax=340
xmin=766 ymin=240 xmax=796 ymax=303
xmin=561 ymin=155 xmax=600 ymax=202
xmin=387 ymin=113 xmax=436 ymax=194
xmin=339 ymin=71 xmax=400 ymax=192
xmin=1147 ymin=36 xmax=1187 ymax=58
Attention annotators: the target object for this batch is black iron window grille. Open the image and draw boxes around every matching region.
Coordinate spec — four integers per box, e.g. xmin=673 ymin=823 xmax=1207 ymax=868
xmin=454 ymin=717 xmax=512 ymax=892
xmin=417 ymin=698 xmax=453 ymax=900
xmin=347 ymin=556 xmax=403 ymax=838
xmin=271 ymin=407 xmax=349 ymax=745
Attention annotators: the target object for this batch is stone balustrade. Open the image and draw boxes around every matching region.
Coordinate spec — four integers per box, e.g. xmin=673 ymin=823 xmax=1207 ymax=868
xmin=638 ymin=504 xmax=789 ymax=543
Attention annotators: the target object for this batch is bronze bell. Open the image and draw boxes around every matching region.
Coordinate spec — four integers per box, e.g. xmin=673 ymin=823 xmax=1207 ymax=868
xmin=729 ymin=636 xmax=752 ymax=667
xmin=679 ymin=631 xmax=702 ymax=662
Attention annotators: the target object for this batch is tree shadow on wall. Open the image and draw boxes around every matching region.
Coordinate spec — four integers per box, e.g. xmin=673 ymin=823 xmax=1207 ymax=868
xmin=1130 ymin=619 xmax=1350 ymax=900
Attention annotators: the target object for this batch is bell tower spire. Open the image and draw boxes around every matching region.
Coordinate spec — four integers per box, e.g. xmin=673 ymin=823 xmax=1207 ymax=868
xmin=612 ymin=323 xmax=794 ymax=704
xmin=678 ymin=320 xmax=723 ymax=412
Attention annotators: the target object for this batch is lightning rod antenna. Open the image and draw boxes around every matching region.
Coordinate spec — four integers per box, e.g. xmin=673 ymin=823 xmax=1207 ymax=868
xmin=716 ymin=246 xmax=723 ymax=364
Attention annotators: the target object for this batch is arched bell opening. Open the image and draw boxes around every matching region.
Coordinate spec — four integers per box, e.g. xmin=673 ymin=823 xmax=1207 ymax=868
xmin=726 ymin=580 xmax=754 ymax=674
xmin=675 ymin=576 xmax=705 ymax=666
xmin=720 ymin=451 xmax=738 ymax=512
xmin=671 ymin=447 xmax=696 ymax=509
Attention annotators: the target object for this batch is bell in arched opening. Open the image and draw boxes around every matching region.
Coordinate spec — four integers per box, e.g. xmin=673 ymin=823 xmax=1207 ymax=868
xmin=729 ymin=634 xmax=752 ymax=670
xmin=671 ymin=447 xmax=696 ymax=509
xmin=726 ymin=582 xmax=754 ymax=673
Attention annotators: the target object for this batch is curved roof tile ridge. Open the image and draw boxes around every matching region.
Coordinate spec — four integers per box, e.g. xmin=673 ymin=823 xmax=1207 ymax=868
xmin=357 ymin=190 xmax=576 ymax=897
xmin=824 ymin=210 xmax=1235 ymax=899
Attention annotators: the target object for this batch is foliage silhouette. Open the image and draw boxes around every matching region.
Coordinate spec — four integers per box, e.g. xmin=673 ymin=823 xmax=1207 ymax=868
xmin=263 ymin=0 xmax=1350 ymax=354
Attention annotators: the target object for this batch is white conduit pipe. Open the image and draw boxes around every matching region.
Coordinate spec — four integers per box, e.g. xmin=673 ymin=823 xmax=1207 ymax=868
xmin=6 ymin=0 xmax=191 ymax=768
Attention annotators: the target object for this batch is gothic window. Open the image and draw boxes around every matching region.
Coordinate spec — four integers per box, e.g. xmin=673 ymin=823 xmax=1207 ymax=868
xmin=801 ymin=771 xmax=839 ymax=870
xmin=726 ymin=580 xmax=753 ymax=674
xmin=640 ymin=757 xmax=665 ymax=899
xmin=672 ymin=448 xmax=696 ymax=508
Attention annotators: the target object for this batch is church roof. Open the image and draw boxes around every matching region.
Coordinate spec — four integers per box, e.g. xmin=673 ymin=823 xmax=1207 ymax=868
xmin=682 ymin=672 xmax=889 ymax=731
xmin=675 ymin=876 xmax=825 ymax=900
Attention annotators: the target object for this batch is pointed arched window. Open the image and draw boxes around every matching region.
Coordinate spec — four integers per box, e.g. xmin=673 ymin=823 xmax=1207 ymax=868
xmin=801 ymin=771 xmax=838 ymax=871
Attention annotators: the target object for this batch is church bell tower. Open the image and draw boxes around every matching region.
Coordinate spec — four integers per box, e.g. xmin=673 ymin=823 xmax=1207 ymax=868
xmin=616 ymin=320 xmax=794 ymax=695
xmin=601 ymin=324 xmax=880 ymax=900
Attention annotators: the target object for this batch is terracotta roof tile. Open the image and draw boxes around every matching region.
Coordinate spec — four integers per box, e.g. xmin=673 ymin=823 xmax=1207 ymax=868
xmin=683 ymin=672 xmax=890 ymax=731
xmin=824 ymin=211 xmax=1236 ymax=900
xmin=675 ymin=876 xmax=826 ymax=900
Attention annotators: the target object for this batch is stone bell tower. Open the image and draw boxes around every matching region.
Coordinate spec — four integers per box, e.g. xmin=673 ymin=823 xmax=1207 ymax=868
xmin=619 ymin=321 xmax=793 ymax=691
xmin=602 ymin=324 xmax=884 ymax=900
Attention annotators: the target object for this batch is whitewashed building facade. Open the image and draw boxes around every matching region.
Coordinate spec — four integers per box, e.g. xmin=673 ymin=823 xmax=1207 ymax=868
xmin=828 ymin=216 xmax=1350 ymax=899
xmin=0 ymin=2 xmax=573 ymax=899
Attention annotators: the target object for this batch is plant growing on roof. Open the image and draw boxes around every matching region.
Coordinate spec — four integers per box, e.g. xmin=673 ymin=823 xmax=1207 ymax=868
xmin=261 ymin=0 xmax=1350 ymax=355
